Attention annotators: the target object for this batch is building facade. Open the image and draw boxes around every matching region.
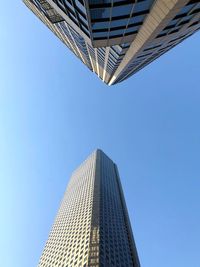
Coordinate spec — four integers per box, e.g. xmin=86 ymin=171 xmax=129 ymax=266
xmin=38 ymin=149 xmax=140 ymax=267
xmin=23 ymin=0 xmax=200 ymax=85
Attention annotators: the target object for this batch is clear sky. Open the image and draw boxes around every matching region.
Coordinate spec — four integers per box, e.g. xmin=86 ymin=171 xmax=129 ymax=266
xmin=1 ymin=2 xmax=200 ymax=267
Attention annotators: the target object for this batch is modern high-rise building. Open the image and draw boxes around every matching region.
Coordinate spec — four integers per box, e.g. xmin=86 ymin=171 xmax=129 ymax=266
xmin=23 ymin=0 xmax=200 ymax=85
xmin=38 ymin=149 xmax=140 ymax=267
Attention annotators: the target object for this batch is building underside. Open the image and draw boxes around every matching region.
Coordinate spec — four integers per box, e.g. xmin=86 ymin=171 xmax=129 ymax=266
xmin=23 ymin=0 xmax=200 ymax=85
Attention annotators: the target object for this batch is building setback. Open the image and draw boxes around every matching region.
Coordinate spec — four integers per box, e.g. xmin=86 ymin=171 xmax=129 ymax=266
xmin=38 ymin=149 xmax=140 ymax=267
xmin=23 ymin=0 xmax=200 ymax=85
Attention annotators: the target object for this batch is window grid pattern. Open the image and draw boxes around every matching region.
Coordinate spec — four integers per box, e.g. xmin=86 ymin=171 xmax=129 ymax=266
xmin=106 ymin=44 xmax=130 ymax=77
xmin=38 ymin=152 xmax=97 ymax=267
xmin=32 ymin=0 xmax=64 ymax=23
xmin=58 ymin=21 xmax=93 ymax=70
xmin=89 ymin=0 xmax=155 ymax=41
xmin=156 ymin=1 xmax=200 ymax=38
xmin=99 ymin=152 xmax=135 ymax=267
xmin=26 ymin=0 xmax=132 ymax=80
xmin=37 ymin=149 xmax=140 ymax=267
xmin=114 ymin=1 xmax=200 ymax=84
xmin=24 ymin=0 xmax=81 ymax=61
xmin=52 ymin=0 xmax=90 ymax=37
xmin=24 ymin=0 xmax=200 ymax=85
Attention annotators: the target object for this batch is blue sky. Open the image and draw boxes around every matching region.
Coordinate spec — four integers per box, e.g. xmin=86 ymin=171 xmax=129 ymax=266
xmin=0 ymin=2 xmax=200 ymax=267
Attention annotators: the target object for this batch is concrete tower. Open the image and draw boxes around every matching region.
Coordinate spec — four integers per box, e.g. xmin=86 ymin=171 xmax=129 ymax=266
xmin=38 ymin=149 xmax=140 ymax=267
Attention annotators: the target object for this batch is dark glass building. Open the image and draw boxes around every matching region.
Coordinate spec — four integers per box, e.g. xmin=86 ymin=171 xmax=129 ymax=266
xmin=23 ymin=0 xmax=200 ymax=85
xmin=37 ymin=150 xmax=140 ymax=267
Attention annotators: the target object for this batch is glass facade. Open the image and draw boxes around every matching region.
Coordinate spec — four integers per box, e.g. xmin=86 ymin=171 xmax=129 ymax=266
xmin=57 ymin=21 xmax=93 ymax=69
xmin=157 ymin=1 xmax=200 ymax=38
xmin=24 ymin=0 xmax=200 ymax=85
xmin=99 ymin=151 xmax=136 ymax=267
xmin=52 ymin=0 xmax=91 ymax=37
xmin=30 ymin=0 xmax=155 ymax=45
xmin=113 ymin=0 xmax=200 ymax=84
xmin=32 ymin=0 xmax=64 ymax=23
xmin=90 ymin=0 xmax=154 ymax=42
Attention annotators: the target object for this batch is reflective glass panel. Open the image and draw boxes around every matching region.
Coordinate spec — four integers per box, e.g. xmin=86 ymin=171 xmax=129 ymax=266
xmin=91 ymin=8 xmax=111 ymax=19
xmin=92 ymin=21 xmax=110 ymax=29
xmin=111 ymin=4 xmax=133 ymax=17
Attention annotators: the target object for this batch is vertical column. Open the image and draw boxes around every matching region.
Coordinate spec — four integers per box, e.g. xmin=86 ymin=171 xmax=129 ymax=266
xmin=88 ymin=150 xmax=101 ymax=266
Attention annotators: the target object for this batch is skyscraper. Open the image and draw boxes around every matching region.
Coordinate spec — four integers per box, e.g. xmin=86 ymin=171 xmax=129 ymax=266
xmin=38 ymin=149 xmax=140 ymax=267
xmin=24 ymin=0 xmax=200 ymax=85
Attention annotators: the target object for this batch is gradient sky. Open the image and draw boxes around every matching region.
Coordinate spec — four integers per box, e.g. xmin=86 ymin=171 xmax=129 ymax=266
xmin=1 ymin=2 xmax=200 ymax=267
